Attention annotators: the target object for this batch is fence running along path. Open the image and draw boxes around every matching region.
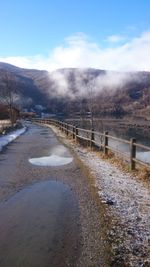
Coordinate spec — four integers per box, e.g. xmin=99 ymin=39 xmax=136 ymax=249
xmin=0 ymin=120 xmax=11 ymax=134
xmin=31 ymin=118 xmax=150 ymax=171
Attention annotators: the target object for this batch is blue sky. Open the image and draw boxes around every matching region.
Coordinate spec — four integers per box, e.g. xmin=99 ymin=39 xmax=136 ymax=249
xmin=0 ymin=0 xmax=150 ymax=71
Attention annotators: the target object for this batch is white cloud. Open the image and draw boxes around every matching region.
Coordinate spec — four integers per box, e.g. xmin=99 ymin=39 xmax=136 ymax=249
xmin=1 ymin=30 xmax=150 ymax=72
xmin=106 ymin=34 xmax=126 ymax=43
xmin=50 ymin=71 xmax=70 ymax=97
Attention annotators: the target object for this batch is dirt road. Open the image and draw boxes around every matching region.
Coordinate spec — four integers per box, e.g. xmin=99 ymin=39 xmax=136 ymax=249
xmin=0 ymin=122 xmax=110 ymax=267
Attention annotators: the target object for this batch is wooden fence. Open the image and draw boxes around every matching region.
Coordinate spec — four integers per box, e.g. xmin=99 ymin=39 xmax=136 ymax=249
xmin=31 ymin=118 xmax=150 ymax=171
xmin=0 ymin=120 xmax=11 ymax=134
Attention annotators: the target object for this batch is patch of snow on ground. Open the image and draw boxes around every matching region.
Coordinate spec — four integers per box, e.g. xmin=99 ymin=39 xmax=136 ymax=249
xmin=0 ymin=127 xmax=26 ymax=151
xmin=29 ymin=154 xmax=73 ymax=166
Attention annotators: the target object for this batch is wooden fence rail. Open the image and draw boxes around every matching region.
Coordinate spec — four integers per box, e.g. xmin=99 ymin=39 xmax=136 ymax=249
xmin=0 ymin=120 xmax=12 ymax=134
xmin=31 ymin=118 xmax=150 ymax=171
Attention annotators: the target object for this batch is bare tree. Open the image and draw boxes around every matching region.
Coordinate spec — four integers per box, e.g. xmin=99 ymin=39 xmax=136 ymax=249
xmin=86 ymin=78 xmax=104 ymax=146
xmin=86 ymin=79 xmax=97 ymax=128
xmin=0 ymin=71 xmax=18 ymax=126
xmin=78 ymin=97 xmax=86 ymax=127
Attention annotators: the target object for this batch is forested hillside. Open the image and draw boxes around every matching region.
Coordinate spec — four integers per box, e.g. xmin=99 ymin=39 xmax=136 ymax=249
xmin=0 ymin=62 xmax=150 ymax=117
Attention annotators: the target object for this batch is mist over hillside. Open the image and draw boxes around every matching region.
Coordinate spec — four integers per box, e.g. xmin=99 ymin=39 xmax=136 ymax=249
xmin=0 ymin=62 xmax=150 ymax=117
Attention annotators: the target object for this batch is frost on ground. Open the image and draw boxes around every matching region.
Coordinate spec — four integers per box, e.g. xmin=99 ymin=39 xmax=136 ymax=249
xmin=49 ymin=124 xmax=150 ymax=267
xmin=75 ymin=147 xmax=150 ymax=266
xmin=0 ymin=127 xmax=26 ymax=151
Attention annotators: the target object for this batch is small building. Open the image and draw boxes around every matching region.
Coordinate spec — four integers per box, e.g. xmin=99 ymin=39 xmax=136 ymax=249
xmin=20 ymin=111 xmax=36 ymax=119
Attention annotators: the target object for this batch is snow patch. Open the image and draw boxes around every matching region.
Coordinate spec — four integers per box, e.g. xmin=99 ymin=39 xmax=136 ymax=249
xmin=0 ymin=127 xmax=26 ymax=151
xmin=29 ymin=154 xmax=73 ymax=166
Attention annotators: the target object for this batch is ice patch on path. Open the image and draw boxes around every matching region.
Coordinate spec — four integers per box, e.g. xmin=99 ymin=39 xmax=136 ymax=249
xmin=0 ymin=127 xmax=26 ymax=152
xmin=29 ymin=154 xmax=73 ymax=166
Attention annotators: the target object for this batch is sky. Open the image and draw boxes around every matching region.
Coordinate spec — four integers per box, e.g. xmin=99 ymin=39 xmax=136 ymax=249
xmin=0 ymin=0 xmax=150 ymax=71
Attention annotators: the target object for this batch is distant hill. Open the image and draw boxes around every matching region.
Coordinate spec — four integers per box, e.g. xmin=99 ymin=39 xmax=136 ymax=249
xmin=0 ymin=62 xmax=150 ymax=117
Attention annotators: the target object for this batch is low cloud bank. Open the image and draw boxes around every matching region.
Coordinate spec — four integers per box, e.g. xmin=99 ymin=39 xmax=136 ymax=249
xmin=47 ymin=68 xmax=135 ymax=99
xmin=1 ymin=30 xmax=150 ymax=100
xmin=1 ymin=30 xmax=150 ymax=72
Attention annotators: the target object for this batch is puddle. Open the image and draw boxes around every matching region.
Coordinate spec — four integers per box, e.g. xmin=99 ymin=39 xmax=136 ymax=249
xmin=29 ymin=145 xmax=73 ymax=166
xmin=40 ymin=131 xmax=54 ymax=138
xmin=29 ymin=154 xmax=73 ymax=166
xmin=40 ymin=131 xmax=49 ymax=135
xmin=0 ymin=181 xmax=79 ymax=267
xmin=50 ymin=145 xmax=69 ymax=156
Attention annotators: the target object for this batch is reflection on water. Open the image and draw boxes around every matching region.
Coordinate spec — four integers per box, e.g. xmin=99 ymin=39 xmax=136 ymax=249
xmin=0 ymin=181 xmax=79 ymax=267
xmin=50 ymin=145 xmax=70 ymax=157
xmin=102 ymin=127 xmax=150 ymax=163
xmin=137 ymin=151 xmax=150 ymax=164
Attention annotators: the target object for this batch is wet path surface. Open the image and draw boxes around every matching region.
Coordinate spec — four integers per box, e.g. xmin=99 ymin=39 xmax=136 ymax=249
xmin=0 ymin=123 xmax=80 ymax=267
xmin=0 ymin=181 xmax=78 ymax=267
xmin=0 ymin=122 xmax=109 ymax=267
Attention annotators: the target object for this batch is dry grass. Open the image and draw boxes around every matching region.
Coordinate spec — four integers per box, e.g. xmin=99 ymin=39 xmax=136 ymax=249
xmin=94 ymin=148 xmax=150 ymax=188
xmin=95 ymin=149 xmax=130 ymax=173
xmin=138 ymin=166 xmax=150 ymax=181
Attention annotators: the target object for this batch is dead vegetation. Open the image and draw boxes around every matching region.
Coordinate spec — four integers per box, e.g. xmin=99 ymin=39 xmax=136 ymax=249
xmin=96 ymin=149 xmax=150 ymax=185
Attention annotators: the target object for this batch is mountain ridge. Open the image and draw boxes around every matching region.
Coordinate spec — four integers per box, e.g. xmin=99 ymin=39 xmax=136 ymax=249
xmin=0 ymin=62 xmax=150 ymax=117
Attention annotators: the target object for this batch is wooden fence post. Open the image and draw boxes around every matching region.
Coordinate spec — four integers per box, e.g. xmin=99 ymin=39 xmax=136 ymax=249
xmin=61 ymin=122 xmax=64 ymax=132
xmin=73 ymin=126 xmax=75 ymax=139
xmin=90 ymin=128 xmax=95 ymax=149
xmin=130 ymin=138 xmax=136 ymax=170
xmin=75 ymin=126 xmax=78 ymax=142
xmin=66 ymin=124 xmax=68 ymax=135
xmin=59 ymin=121 xmax=61 ymax=130
xmin=104 ymin=131 xmax=108 ymax=155
xmin=65 ymin=124 xmax=67 ymax=135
